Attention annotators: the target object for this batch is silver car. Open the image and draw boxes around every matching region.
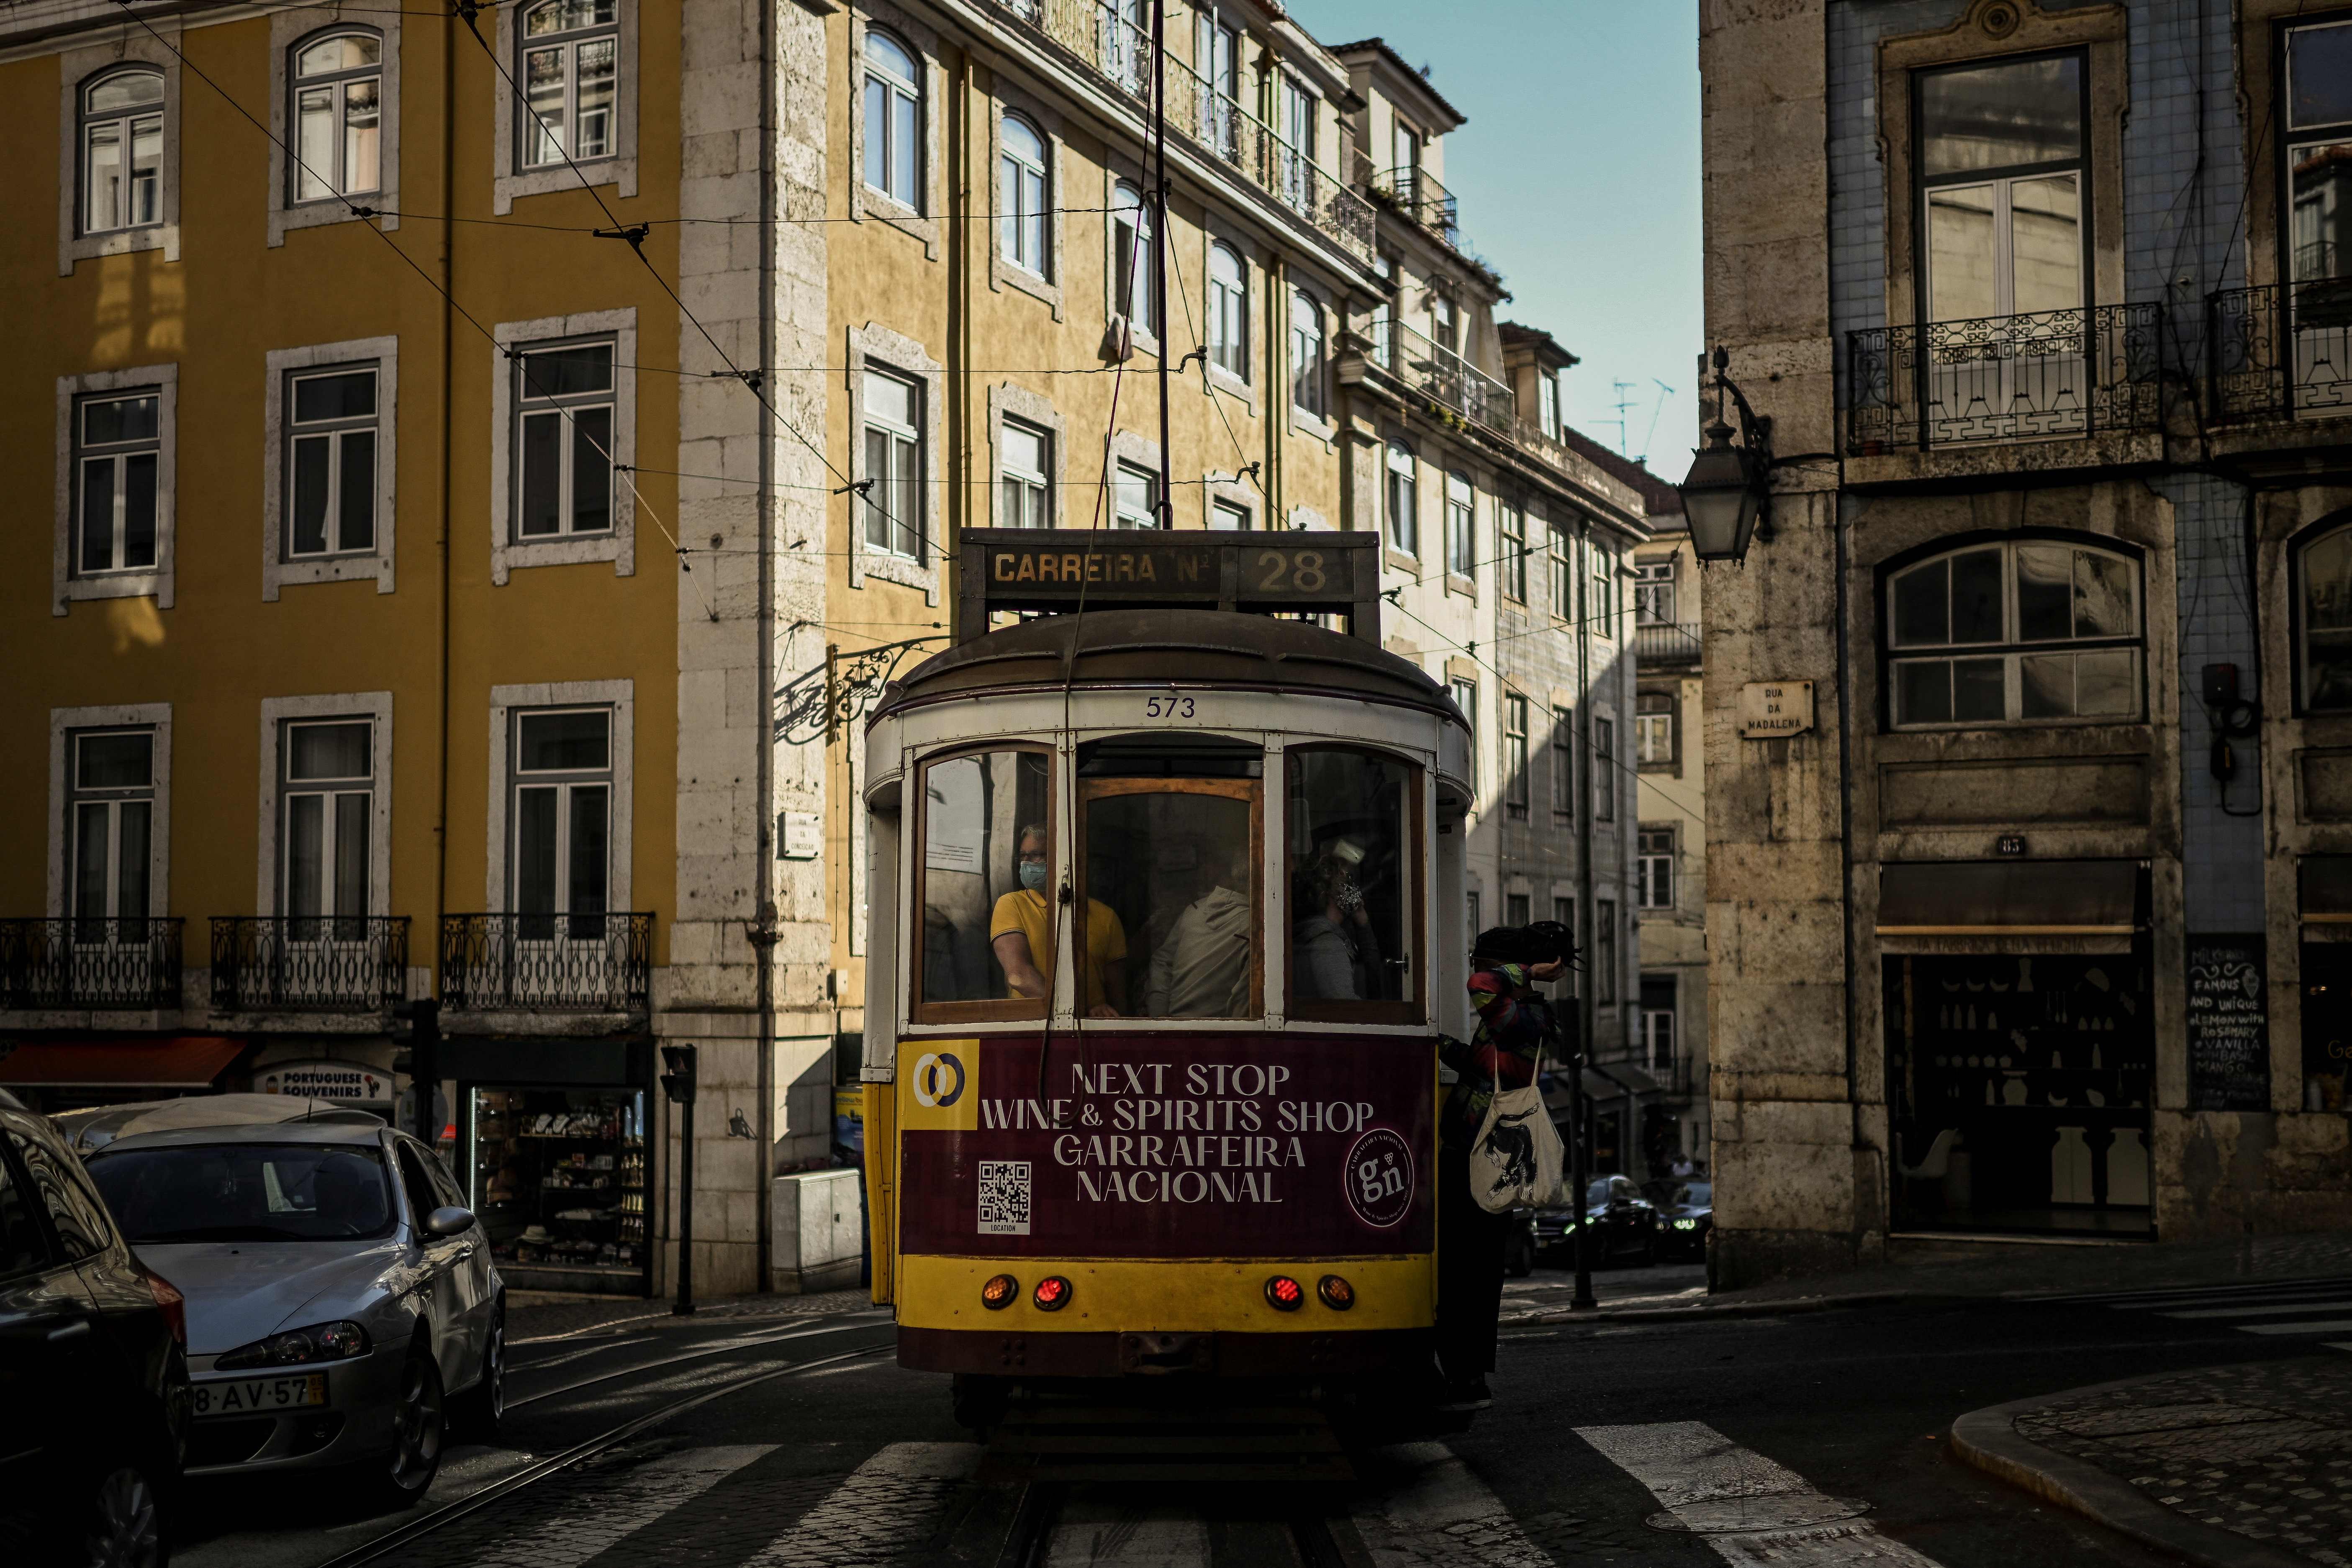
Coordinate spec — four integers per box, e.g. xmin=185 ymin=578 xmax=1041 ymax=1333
xmin=82 ymin=1121 xmax=504 ymax=1509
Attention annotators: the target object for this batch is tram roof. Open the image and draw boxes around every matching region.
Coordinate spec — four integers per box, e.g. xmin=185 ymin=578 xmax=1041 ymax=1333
xmin=869 ymin=608 xmax=1469 ymax=730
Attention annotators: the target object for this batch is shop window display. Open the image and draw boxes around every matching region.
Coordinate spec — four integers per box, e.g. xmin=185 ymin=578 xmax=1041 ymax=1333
xmin=470 ymin=1088 xmax=647 ymax=1291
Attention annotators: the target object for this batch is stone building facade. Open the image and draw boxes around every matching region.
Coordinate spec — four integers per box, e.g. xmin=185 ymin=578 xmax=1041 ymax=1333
xmin=1700 ymin=0 xmax=2352 ymax=1285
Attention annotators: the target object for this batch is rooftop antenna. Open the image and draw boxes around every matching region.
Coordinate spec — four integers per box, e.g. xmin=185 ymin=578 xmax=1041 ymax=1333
xmin=1636 ymin=378 xmax=1676 ymax=467
xmin=1610 ymin=378 xmax=1638 ymax=459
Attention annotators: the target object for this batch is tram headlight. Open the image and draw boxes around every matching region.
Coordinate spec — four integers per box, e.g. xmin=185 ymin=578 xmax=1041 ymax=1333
xmin=981 ymin=1273 xmax=1019 ymax=1310
xmin=1264 ymin=1275 xmax=1305 ymax=1311
xmin=1032 ymin=1275 xmax=1073 ymax=1311
xmin=1316 ymin=1275 xmax=1354 ymax=1311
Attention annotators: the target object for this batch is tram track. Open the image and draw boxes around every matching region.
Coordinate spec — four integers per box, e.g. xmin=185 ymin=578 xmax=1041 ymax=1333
xmin=991 ymin=1481 xmax=1362 ymax=1568
xmin=504 ymin=1312 xmax=890 ymax=1409
xmin=308 ymin=1332 xmax=897 ymax=1568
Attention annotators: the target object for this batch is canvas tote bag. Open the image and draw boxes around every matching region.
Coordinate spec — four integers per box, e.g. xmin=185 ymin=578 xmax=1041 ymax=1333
xmin=1468 ymin=1044 xmax=1566 ymax=1213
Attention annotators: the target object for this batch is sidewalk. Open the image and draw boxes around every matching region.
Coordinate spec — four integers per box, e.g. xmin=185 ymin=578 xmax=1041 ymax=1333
xmin=1953 ymin=1358 xmax=2352 ymax=1568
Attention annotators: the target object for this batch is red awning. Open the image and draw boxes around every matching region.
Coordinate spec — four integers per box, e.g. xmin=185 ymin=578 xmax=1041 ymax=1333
xmin=0 ymin=1037 xmax=244 ymax=1088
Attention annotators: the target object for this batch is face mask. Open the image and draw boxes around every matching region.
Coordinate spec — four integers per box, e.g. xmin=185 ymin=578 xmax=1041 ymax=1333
xmin=1335 ymin=879 xmax=1366 ymax=916
xmin=1019 ymin=861 xmax=1049 ymax=892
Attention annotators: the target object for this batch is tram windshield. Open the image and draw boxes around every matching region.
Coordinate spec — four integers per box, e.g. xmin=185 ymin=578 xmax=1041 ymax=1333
xmin=1286 ymin=748 xmax=1419 ymax=1018
xmin=1080 ymin=736 xmax=1263 ymax=1020
xmin=914 ymin=747 xmax=1053 ymax=1018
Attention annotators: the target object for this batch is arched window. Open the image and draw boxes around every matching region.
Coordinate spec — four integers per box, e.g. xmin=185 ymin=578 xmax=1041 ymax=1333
xmin=863 ymin=30 xmax=921 ymax=208
xmin=80 ymin=68 xmax=164 ymax=236
xmin=1112 ymin=180 xmax=1155 ymax=333
xmin=999 ymin=114 xmax=1047 ymax=274
xmin=2302 ymin=520 xmax=2352 ymax=712
xmin=1208 ymin=241 xmax=1248 ymax=379
xmin=1289 ymin=287 xmax=1325 ymax=417
xmin=519 ymin=0 xmax=618 ymax=169
xmin=1385 ymin=439 xmax=1417 ymax=556
xmin=1886 ymin=539 xmax=2141 ymax=726
xmin=291 ymin=31 xmax=382 ymax=202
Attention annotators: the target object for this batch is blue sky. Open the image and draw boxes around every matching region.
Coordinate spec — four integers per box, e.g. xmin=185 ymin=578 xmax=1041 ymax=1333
xmin=1287 ymin=0 xmax=1704 ymax=474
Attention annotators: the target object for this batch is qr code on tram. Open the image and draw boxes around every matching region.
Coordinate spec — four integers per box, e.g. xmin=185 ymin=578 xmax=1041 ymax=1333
xmin=977 ymin=1160 xmax=1032 ymax=1236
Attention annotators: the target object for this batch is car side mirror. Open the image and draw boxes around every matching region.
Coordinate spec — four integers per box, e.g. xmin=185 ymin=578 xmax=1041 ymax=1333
xmin=424 ymin=1205 xmax=476 ymax=1238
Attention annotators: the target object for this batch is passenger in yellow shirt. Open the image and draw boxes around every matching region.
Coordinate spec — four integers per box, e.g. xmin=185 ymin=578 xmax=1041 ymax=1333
xmin=989 ymin=824 xmax=1128 ymax=1017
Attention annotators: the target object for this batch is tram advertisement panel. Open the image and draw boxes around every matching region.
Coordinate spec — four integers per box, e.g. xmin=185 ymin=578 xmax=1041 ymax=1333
xmin=897 ymin=1033 xmax=1436 ymax=1257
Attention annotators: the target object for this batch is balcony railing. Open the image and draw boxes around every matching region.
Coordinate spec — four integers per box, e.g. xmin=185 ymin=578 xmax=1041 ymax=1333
xmin=1371 ymin=318 xmax=1517 ymax=431
xmin=439 ymin=913 xmax=653 ymax=1014
xmin=0 ymin=917 xmax=184 ymax=1009
xmin=210 ymin=916 xmax=408 ymax=1014
xmin=1363 ymin=159 xmax=1460 ymax=249
xmin=2208 ymin=280 xmax=2352 ymax=425
xmin=1635 ymin=621 xmax=1704 ymax=666
xmin=1845 ymin=303 xmax=2166 ymax=453
xmin=987 ymin=0 xmax=1374 ymax=263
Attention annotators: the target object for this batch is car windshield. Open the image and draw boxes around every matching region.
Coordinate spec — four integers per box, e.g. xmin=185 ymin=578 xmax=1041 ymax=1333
xmin=1683 ymin=1182 xmax=1712 ymax=1206
xmin=87 ymin=1141 xmax=395 ymax=1242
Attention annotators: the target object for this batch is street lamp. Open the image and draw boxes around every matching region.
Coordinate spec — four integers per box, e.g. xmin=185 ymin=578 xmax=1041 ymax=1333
xmin=1677 ymin=344 xmax=1774 ymax=565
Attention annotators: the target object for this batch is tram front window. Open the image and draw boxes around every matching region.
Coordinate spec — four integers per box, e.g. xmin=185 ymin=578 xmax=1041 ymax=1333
xmin=1080 ymin=737 xmax=1263 ymax=1020
xmin=914 ymin=747 xmax=1053 ymax=1018
xmin=1288 ymin=747 xmax=1419 ymax=1018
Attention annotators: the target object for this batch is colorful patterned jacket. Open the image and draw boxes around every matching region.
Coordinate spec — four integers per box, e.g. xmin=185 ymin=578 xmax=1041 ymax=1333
xmin=1439 ymin=961 xmax=1560 ymax=1152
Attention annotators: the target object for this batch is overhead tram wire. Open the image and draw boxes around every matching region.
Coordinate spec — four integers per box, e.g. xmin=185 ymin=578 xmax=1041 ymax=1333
xmin=333 ymin=202 xmax=1146 ymax=232
xmin=101 ymin=0 xmax=722 ymax=618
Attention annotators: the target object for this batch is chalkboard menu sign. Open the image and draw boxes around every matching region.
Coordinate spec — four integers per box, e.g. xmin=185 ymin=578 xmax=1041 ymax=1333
xmin=2188 ymin=936 xmax=2270 ymax=1111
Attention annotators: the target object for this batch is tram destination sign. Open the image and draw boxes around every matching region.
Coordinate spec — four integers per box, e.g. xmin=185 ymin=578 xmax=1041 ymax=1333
xmin=954 ymin=528 xmax=1380 ymax=644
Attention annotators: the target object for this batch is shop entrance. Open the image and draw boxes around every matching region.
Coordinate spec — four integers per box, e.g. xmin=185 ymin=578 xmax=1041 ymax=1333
xmin=1885 ymin=953 xmax=2154 ymax=1237
xmin=467 ymin=1087 xmax=650 ymax=1294
xmin=2304 ymin=942 xmax=2352 ymax=1111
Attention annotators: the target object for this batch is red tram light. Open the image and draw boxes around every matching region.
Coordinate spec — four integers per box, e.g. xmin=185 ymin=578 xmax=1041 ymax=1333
xmin=1317 ymin=1275 xmax=1354 ymax=1311
xmin=981 ymin=1274 xmax=1019 ymax=1310
xmin=1032 ymin=1275 xmax=1073 ymax=1311
xmin=1264 ymin=1275 xmax=1305 ymax=1311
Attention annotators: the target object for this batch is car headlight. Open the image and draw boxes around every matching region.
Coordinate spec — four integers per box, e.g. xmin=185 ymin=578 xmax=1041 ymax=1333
xmin=1675 ymin=1219 xmax=1699 ymax=1230
xmin=214 ymin=1319 xmax=370 ymax=1370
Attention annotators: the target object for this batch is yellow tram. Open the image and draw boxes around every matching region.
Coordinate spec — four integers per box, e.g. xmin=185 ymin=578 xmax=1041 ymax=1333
xmin=859 ymin=529 xmax=1472 ymax=1429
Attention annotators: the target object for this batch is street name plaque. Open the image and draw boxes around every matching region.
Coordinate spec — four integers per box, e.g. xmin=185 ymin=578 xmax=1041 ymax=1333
xmin=1738 ymin=680 xmax=1815 ymax=738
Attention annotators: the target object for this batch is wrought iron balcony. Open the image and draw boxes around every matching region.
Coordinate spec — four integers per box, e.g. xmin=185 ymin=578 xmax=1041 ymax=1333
xmin=1844 ymin=303 xmax=2166 ymax=453
xmin=1365 ymin=161 xmax=1460 ymax=249
xmin=439 ymin=912 xmax=652 ymax=1014
xmin=0 ymin=917 xmax=184 ymax=1009
xmin=2208 ymin=280 xmax=2352 ymax=425
xmin=210 ymin=916 xmax=408 ymax=1014
xmin=986 ymin=0 xmax=1374 ymax=263
xmin=1635 ymin=621 xmax=1704 ymax=666
xmin=1369 ymin=318 xmax=1517 ymax=432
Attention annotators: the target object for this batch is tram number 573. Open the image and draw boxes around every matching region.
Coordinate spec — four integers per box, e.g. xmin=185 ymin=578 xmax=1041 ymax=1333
xmin=1142 ymin=693 xmax=1197 ymax=719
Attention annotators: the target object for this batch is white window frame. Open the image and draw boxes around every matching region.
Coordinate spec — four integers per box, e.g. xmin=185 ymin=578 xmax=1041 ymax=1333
xmin=1551 ymin=705 xmax=1575 ymax=819
xmin=1446 ymin=471 xmax=1476 ymax=583
xmin=59 ymin=38 xmax=180 ymax=274
xmin=2301 ymin=519 xmax=2352 ymax=714
xmin=53 ymin=364 xmax=176 ymax=616
xmin=863 ymin=366 xmax=926 ymax=559
xmin=486 ymin=681 xmax=632 ymax=915
xmin=257 ymin=693 xmax=393 ymax=919
xmin=264 ymin=337 xmax=398 ymax=601
xmin=1386 ymin=440 xmax=1418 ymax=558
xmin=1499 ymin=500 xmax=1527 ymax=603
xmin=489 ymin=310 xmax=636 ymax=585
xmin=1885 ymin=538 xmax=2144 ymax=729
xmin=1211 ymin=498 xmax=1251 ymax=531
xmin=1289 ymin=285 xmax=1330 ymax=428
xmin=1595 ymin=714 xmax=1618 ymax=821
xmin=1503 ymin=694 xmax=1530 ymax=820
xmin=1209 ymin=240 xmax=1249 ymax=382
xmin=78 ymin=67 xmax=164 ymax=239
xmin=270 ymin=8 xmax=403 ymax=246
xmin=47 ymin=704 xmax=172 ymax=921
xmin=1635 ymin=690 xmax=1677 ymax=767
xmin=490 ymin=0 xmax=637 ymax=215
xmin=998 ymin=112 xmax=1048 ymax=276
xmin=989 ymin=383 xmax=1066 ymax=532
xmin=1635 ymin=559 xmax=1677 ymax=625
xmin=1113 ymin=461 xmax=1162 ymax=529
xmin=1110 ymin=176 xmax=1158 ymax=346
xmin=988 ymin=95 xmax=1063 ymax=315
xmin=999 ymin=419 xmax=1052 ymax=529
xmin=849 ymin=8 xmax=940 ymax=256
xmin=846 ymin=322 xmax=943 ymax=603
xmin=1597 ymin=898 xmax=1619 ymax=1006
xmin=1637 ymin=826 xmax=1676 ymax=911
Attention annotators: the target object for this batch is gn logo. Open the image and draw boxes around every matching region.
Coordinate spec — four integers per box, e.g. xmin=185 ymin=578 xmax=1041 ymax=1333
xmin=911 ymin=1051 xmax=966 ymax=1109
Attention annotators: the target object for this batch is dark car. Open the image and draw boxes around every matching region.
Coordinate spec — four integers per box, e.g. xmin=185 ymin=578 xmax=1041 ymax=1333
xmin=1645 ymin=1179 xmax=1714 ymax=1260
xmin=0 ymin=1089 xmax=192 ymax=1566
xmin=1531 ymin=1175 xmax=1659 ymax=1266
xmin=1503 ymin=1209 xmax=1538 ymax=1277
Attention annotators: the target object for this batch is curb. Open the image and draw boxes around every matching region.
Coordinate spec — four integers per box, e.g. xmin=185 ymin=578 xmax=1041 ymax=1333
xmin=1947 ymin=1373 xmax=2316 ymax=1568
xmin=1504 ymin=1288 xmax=1944 ymax=1327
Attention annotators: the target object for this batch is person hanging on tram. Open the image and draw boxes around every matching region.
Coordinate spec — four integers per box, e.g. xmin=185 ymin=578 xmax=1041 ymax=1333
xmin=1143 ymin=836 xmax=1255 ymax=1016
xmin=1436 ymin=920 xmax=1573 ymax=1408
xmin=989 ymin=822 xmax=1129 ymax=1017
xmin=1292 ymin=837 xmax=1384 ymax=1001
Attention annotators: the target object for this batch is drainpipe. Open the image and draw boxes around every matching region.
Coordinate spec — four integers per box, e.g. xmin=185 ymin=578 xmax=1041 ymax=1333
xmin=1572 ymin=517 xmax=1597 ymax=1311
xmin=432 ymin=8 xmax=455 ymax=1001
xmin=750 ymin=0 xmax=778 ymax=1293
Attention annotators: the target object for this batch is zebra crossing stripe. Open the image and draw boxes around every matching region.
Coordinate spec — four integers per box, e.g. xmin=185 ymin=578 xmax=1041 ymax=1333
xmin=1577 ymin=1421 xmax=1947 ymax=1565
xmin=1351 ymin=1442 xmax=1557 ymax=1568
xmin=2239 ymin=1319 xmax=2352 ymax=1334
xmin=462 ymin=1445 xmax=775 ymax=1568
xmin=739 ymin=1442 xmax=981 ymax=1567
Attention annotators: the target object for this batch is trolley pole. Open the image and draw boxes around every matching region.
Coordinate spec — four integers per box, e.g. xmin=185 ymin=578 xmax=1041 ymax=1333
xmin=662 ymin=1044 xmax=699 ymax=1317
